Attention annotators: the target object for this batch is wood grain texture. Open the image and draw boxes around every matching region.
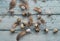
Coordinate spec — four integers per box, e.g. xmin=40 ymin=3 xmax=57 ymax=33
xmin=0 ymin=31 xmax=60 ymax=41
xmin=0 ymin=0 xmax=60 ymax=41
xmin=0 ymin=0 xmax=60 ymax=14
xmin=0 ymin=15 xmax=60 ymax=29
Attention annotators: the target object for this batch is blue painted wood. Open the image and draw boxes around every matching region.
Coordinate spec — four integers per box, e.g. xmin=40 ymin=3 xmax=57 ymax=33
xmin=0 ymin=31 xmax=60 ymax=41
xmin=0 ymin=0 xmax=60 ymax=41
xmin=0 ymin=0 xmax=60 ymax=14
xmin=0 ymin=15 xmax=60 ymax=29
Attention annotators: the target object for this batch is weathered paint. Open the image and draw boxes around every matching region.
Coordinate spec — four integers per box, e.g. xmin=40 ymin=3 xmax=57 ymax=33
xmin=0 ymin=0 xmax=60 ymax=41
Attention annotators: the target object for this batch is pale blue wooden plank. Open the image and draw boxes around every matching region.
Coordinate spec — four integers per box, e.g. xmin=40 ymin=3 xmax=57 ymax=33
xmin=0 ymin=31 xmax=60 ymax=41
xmin=0 ymin=0 xmax=60 ymax=14
xmin=0 ymin=15 xmax=60 ymax=29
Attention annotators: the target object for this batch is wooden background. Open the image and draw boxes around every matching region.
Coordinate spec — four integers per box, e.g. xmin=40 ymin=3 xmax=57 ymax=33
xmin=0 ymin=0 xmax=60 ymax=41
